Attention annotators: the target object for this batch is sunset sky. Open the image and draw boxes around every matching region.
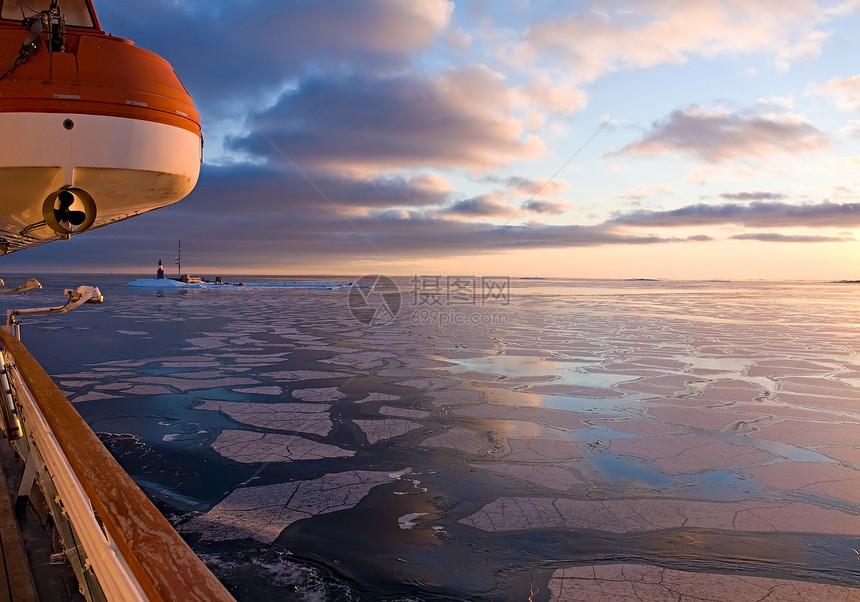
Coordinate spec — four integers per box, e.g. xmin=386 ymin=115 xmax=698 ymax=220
xmin=5 ymin=0 xmax=860 ymax=279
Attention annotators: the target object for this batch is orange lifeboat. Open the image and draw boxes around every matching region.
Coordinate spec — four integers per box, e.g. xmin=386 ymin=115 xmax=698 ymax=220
xmin=0 ymin=0 xmax=201 ymax=254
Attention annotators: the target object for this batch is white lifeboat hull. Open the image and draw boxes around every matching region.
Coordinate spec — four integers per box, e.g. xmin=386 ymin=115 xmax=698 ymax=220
xmin=0 ymin=111 xmax=201 ymax=249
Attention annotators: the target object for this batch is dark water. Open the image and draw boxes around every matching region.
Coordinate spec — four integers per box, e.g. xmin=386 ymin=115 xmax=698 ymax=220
xmin=2 ymin=274 xmax=859 ymax=600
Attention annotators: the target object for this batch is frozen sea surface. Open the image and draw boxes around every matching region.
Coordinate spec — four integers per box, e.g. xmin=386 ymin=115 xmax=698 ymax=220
xmin=3 ymin=275 xmax=859 ymax=600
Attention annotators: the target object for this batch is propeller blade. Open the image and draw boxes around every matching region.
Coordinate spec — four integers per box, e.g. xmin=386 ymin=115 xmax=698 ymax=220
xmin=66 ymin=210 xmax=87 ymax=226
xmin=57 ymin=190 xmax=75 ymax=209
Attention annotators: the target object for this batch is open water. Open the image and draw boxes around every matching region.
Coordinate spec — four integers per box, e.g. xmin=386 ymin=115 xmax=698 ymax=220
xmin=1 ymin=274 xmax=858 ymax=600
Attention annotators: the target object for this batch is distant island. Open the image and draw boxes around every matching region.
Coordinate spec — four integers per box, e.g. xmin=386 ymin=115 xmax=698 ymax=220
xmin=832 ymin=280 xmax=860 ymax=284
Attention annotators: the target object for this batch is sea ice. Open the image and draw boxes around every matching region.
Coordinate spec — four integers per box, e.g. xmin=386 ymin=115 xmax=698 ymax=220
xmin=501 ymin=438 xmax=588 ymax=461
xmin=233 ymin=386 xmax=283 ymax=396
xmin=291 ymin=387 xmax=347 ymax=402
xmin=646 ymin=406 xmax=766 ymax=432
xmin=746 ymin=461 xmax=860 ymax=505
xmin=471 ymin=462 xmax=581 ymax=491
xmin=129 ymin=376 xmax=259 ymax=392
xmin=261 ymin=370 xmax=352 ymax=382
xmin=181 ymin=470 xmax=402 ymax=543
xmin=183 ymin=337 xmax=227 ymax=349
xmin=353 ymin=419 xmax=422 ymax=444
xmin=211 ymin=430 xmax=354 ymax=463
xmin=398 ymin=513 xmax=427 ymax=529
xmin=609 ymin=434 xmax=771 ymax=473
xmin=71 ymin=391 xmax=122 ymax=403
xmin=197 ymin=400 xmax=333 ymax=436
xmin=420 ymin=427 xmax=499 ymax=456
xmin=355 ymin=392 xmax=401 ymax=404
xmin=451 ymin=405 xmax=590 ymax=431
xmin=547 ymin=563 xmax=860 ymax=602
xmin=459 ymin=496 xmax=860 ymax=535
xmin=379 ymin=406 xmax=430 ymax=419
xmin=119 ymin=384 xmax=173 ymax=396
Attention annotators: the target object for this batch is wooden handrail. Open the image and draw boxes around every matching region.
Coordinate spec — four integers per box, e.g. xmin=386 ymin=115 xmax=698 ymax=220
xmin=0 ymin=328 xmax=234 ymax=601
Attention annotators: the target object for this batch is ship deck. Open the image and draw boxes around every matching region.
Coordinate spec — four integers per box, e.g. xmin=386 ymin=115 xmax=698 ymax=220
xmin=0 ymin=445 xmax=37 ymax=602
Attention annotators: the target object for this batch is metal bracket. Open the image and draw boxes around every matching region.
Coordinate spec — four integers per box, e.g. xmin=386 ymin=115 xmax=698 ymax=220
xmin=7 ymin=284 xmax=103 ymax=325
xmin=0 ymin=278 xmax=42 ymax=295
xmin=15 ymin=454 xmax=37 ymax=507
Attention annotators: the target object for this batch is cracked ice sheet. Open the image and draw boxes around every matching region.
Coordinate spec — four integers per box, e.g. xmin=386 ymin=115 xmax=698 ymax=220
xmin=353 ymin=418 xmax=422 ymax=444
xmin=646 ymin=406 xmax=765 ymax=431
xmin=459 ymin=497 xmax=860 ymax=535
xmin=394 ymin=377 xmax=458 ymax=389
xmin=260 ymin=370 xmax=352 ymax=382
xmin=233 ymin=386 xmax=283 ymax=395
xmin=753 ymin=419 xmax=860 ymax=447
xmin=291 ymin=387 xmax=347 ymax=402
xmin=502 ymin=438 xmax=587 ymax=461
xmin=212 ymin=430 xmax=354 ymax=463
xmin=181 ymin=470 xmax=401 ymax=543
xmin=128 ymin=376 xmax=259 ymax=392
xmin=420 ymin=427 xmax=499 ymax=456
xmin=617 ymin=374 xmax=695 ymax=396
xmin=355 ymin=392 xmax=401 ymax=404
xmin=588 ymin=417 xmax=680 ymax=436
xmin=184 ymin=337 xmax=227 ymax=349
xmin=197 ymin=400 xmax=333 ymax=436
xmin=547 ymin=563 xmax=860 ymax=602
xmin=379 ymin=406 xmax=430 ymax=419
xmin=471 ymin=463 xmax=581 ymax=491
xmin=427 ymin=388 xmax=484 ymax=407
xmin=609 ymin=434 xmax=771 ymax=473
xmin=71 ymin=391 xmax=121 ymax=403
xmin=116 ymin=384 xmax=173 ymax=395
xmin=746 ymin=462 xmax=860 ymax=505
xmin=451 ymin=405 xmax=589 ymax=431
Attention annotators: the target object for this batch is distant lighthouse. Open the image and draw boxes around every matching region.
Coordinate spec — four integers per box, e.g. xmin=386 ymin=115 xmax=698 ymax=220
xmin=157 ymin=260 xmax=165 ymax=279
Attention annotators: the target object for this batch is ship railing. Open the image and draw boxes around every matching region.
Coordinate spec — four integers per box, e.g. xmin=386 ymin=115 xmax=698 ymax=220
xmin=0 ymin=323 xmax=234 ymax=601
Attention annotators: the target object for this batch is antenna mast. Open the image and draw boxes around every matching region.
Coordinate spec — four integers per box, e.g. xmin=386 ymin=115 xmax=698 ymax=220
xmin=175 ymin=240 xmax=181 ymax=278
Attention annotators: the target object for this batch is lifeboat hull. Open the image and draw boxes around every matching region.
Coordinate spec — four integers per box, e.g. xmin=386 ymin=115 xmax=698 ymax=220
xmin=0 ymin=112 xmax=201 ymax=251
xmin=0 ymin=4 xmax=202 ymax=254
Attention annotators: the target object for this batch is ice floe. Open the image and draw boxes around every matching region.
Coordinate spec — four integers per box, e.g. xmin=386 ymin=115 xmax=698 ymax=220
xmin=459 ymin=496 xmax=860 ymax=535
xmin=261 ymin=370 xmax=352 ymax=382
xmin=353 ymin=418 xmax=422 ymax=444
xmin=398 ymin=513 xmax=427 ymax=529
xmin=471 ymin=462 xmax=581 ymax=491
xmin=420 ymin=427 xmax=499 ymax=456
xmin=211 ymin=430 xmax=354 ymax=463
xmin=197 ymin=400 xmax=333 ymax=436
xmin=71 ymin=391 xmax=122 ymax=403
xmin=379 ymin=406 xmax=430 ymax=419
xmin=355 ymin=392 xmax=401 ymax=404
xmin=232 ymin=386 xmax=283 ymax=396
xmin=547 ymin=564 xmax=860 ymax=602
xmin=609 ymin=434 xmax=771 ymax=473
xmin=127 ymin=375 xmax=259 ymax=392
xmin=181 ymin=470 xmax=402 ymax=543
xmin=291 ymin=387 xmax=347 ymax=402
